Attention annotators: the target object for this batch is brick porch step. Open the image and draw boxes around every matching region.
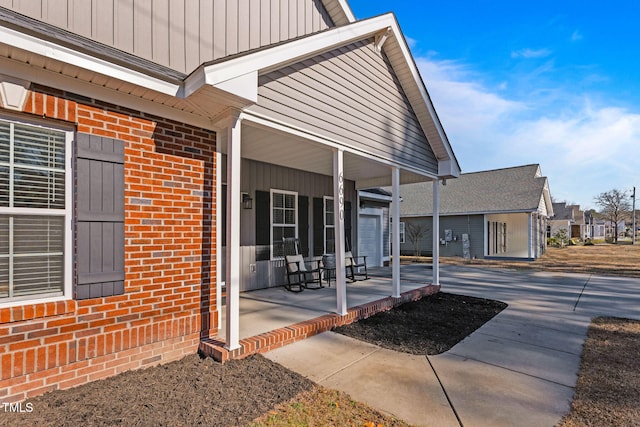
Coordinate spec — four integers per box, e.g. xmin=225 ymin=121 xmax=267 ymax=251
xmin=199 ymin=284 xmax=440 ymax=362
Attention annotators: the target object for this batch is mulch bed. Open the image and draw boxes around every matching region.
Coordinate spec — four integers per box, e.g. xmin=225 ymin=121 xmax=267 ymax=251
xmin=2 ymin=292 xmax=507 ymax=426
xmin=333 ymin=292 xmax=508 ymax=355
xmin=0 ymin=354 xmax=314 ymax=427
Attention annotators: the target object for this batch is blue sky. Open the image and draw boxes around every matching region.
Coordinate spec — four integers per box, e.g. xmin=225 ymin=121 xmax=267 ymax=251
xmin=349 ymin=0 xmax=640 ymax=210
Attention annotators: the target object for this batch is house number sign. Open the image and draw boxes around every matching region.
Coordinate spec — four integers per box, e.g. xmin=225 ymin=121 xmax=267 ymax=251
xmin=338 ymin=172 xmax=344 ymax=222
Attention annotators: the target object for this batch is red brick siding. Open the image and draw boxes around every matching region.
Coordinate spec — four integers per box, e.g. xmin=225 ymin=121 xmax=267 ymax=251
xmin=0 ymin=85 xmax=218 ymax=403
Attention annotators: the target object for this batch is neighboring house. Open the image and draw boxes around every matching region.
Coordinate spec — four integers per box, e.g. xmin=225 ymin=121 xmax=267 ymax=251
xmin=0 ymin=1 xmax=460 ymax=402
xmin=549 ymin=203 xmax=585 ymax=240
xmin=397 ymin=164 xmax=553 ymax=260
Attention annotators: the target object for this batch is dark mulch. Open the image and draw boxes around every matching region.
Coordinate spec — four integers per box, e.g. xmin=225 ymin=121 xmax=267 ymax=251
xmin=2 ymin=291 xmax=507 ymax=426
xmin=0 ymin=354 xmax=314 ymax=427
xmin=333 ymin=292 xmax=508 ymax=355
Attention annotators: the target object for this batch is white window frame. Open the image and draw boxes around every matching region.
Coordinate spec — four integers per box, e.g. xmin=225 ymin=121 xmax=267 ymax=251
xmin=270 ymin=188 xmax=298 ymax=259
xmin=0 ymin=115 xmax=73 ymax=308
xmin=323 ymin=196 xmax=335 ymax=254
xmin=399 ymin=221 xmax=405 ymax=244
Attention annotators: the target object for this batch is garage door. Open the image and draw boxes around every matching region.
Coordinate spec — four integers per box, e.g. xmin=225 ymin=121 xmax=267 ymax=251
xmin=359 ymin=214 xmax=381 ymax=267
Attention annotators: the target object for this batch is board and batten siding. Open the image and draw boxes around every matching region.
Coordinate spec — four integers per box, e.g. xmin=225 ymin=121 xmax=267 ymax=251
xmin=0 ymin=0 xmax=333 ymax=73
xmin=250 ymin=40 xmax=439 ymax=176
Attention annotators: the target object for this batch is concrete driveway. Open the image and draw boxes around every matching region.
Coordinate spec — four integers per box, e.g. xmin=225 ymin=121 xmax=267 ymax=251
xmin=266 ymin=264 xmax=640 ymax=427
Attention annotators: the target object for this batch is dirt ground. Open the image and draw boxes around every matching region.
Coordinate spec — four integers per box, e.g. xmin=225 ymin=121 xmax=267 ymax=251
xmin=334 ymin=292 xmax=507 ymax=355
xmin=1 ymin=292 xmax=503 ymax=427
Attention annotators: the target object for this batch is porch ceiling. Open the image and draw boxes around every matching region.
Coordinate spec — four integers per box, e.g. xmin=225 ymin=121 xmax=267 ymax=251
xmin=218 ymin=120 xmax=433 ymax=189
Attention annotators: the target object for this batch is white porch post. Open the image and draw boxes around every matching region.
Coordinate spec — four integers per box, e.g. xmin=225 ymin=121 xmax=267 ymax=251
xmin=333 ymin=149 xmax=348 ymax=315
xmin=432 ymin=180 xmax=440 ymax=286
xmin=528 ymin=214 xmax=532 ymax=259
xmin=391 ymin=167 xmax=401 ymax=298
xmin=215 ymin=150 xmax=223 ymax=332
xmin=225 ymin=112 xmax=242 ymax=350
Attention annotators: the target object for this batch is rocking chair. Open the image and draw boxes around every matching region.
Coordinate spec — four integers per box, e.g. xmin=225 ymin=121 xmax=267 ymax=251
xmin=283 ymin=238 xmax=323 ymax=292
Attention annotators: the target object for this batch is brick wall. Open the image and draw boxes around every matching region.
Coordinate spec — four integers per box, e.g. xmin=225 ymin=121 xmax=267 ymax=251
xmin=0 ymin=85 xmax=218 ymax=403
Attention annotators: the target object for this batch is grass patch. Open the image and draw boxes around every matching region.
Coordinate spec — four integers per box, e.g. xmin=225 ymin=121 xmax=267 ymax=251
xmin=403 ymin=243 xmax=640 ymax=278
xmin=558 ymin=317 xmax=640 ymax=426
xmin=249 ymin=387 xmax=411 ymax=427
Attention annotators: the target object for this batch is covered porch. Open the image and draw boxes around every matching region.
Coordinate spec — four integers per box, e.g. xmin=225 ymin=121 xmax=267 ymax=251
xmin=206 ymin=12 xmax=460 ymax=352
xmin=201 ymin=266 xmax=439 ymax=361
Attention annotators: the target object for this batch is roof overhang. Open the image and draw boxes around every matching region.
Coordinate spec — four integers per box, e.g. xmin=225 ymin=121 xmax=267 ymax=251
xmin=186 ymin=13 xmax=460 ymax=179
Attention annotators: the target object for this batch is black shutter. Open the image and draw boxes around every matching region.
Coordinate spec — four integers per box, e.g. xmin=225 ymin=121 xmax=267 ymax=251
xmin=313 ymin=197 xmax=324 ymax=256
xmin=76 ymin=134 xmax=125 ymax=299
xmin=255 ymin=190 xmax=270 ymax=261
xmin=345 ymin=201 xmax=352 ymax=251
xmin=298 ymin=196 xmax=309 ymax=257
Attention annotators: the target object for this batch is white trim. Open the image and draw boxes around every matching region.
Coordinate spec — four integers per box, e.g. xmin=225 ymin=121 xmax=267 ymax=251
xmin=391 ymin=167 xmax=401 ymax=297
xmin=269 ymin=188 xmax=298 ymax=260
xmin=0 ymin=74 xmax=30 ymax=111
xmin=198 ymin=16 xmax=396 ymax=92
xmin=359 ymin=191 xmax=393 ymax=202
xmin=225 ymin=113 xmax=242 ymax=351
xmin=215 ymin=150 xmax=223 ymax=332
xmin=323 ymin=196 xmax=335 ymax=254
xmin=333 ymin=149 xmax=347 ymax=315
xmin=0 ymin=116 xmax=73 ymax=307
xmin=0 ymin=57 xmax=216 ymax=131
xmin=432 ymin=180 xmax=440 ymax=286
xmin=0 ymin=26 xmax=181 ymax=97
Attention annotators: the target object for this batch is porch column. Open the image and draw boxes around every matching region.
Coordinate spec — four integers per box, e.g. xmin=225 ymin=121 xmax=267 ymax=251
xmin=225 ymin=112 xmax=242 ymax=350
xmin=215 ymin=150 xmax=223 ymax=332
xmin=528 ymin=214 xmax=532 ymax=259
xmin=391 ymin=167 xmax=401 ymax=298
xmin=333 ymin=149 xmax=348 ymax=315
xmin=432 ymin=180 xmax=440 ymax=286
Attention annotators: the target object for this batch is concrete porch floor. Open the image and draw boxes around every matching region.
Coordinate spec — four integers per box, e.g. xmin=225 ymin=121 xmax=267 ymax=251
xmin=199 ymin=265 xmax=437 ymax=361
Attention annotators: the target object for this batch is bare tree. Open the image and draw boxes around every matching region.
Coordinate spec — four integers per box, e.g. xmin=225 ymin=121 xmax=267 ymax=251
xmin=405 ymin=221 xmax=428 ymax=258
xmin=594 ymin=189 xmax=631 ymax=243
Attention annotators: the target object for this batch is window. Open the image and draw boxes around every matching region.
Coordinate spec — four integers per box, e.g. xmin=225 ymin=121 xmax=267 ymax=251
xmin=271 ymin=189 xmax=297 ymax=258
xmin=390 ymin=219 xmax=405 ymax=244
xmin=488 ymin=221 xmax=507 ymax=255
xmin=0 ymin=118 xmax=72 ymax=305
xmin=324 ymin=196 xmax=335 ymax=253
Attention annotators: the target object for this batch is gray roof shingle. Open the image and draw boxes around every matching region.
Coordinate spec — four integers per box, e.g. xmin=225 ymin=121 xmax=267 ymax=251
xmin=398 ymin=164 xmax=550 ymax=216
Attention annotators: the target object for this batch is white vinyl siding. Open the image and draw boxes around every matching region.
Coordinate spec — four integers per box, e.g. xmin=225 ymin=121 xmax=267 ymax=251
xmin=252 ymin=40 xmax=438 ymax=175
xmin=0 ymin=118 xmax=72 ymax=305
xmin=271 ymin=189 xmax=297 ymax=259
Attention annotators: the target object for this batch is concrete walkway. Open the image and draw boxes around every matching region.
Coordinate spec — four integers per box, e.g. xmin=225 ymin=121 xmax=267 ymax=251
xmin=266 ymin=264 xmax=640 ymax=427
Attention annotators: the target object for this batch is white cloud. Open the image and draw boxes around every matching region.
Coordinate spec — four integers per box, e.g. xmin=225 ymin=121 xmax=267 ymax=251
xmin=511 ymin=48 xmax=553 ymax=59
xmin=571 ymin=30 xmax=583 ymax=41
xmin=415 ymin=57 xmax=640 ymax=208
